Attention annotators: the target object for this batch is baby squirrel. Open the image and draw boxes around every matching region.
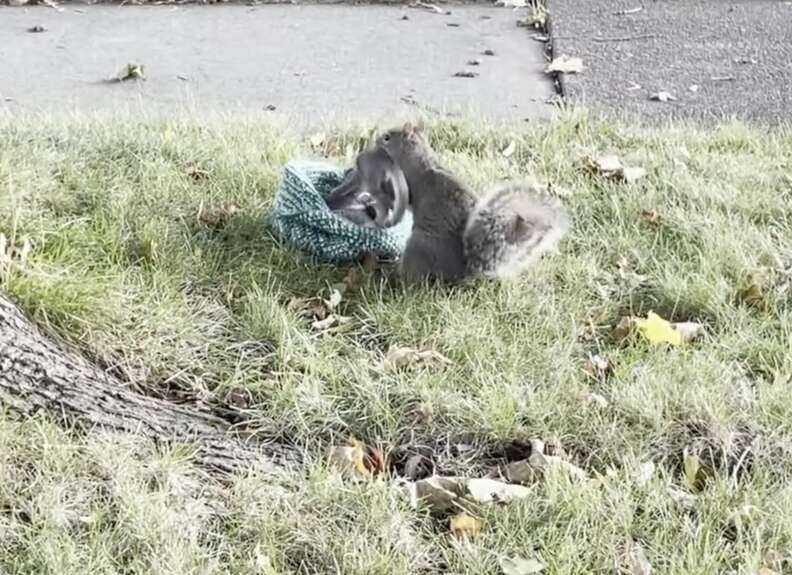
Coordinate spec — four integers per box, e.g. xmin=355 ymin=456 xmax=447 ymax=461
xmin=325 ymin=147 xmax=409 ymax=229
xmin=376 ymin=123 xmax=569 ymax=282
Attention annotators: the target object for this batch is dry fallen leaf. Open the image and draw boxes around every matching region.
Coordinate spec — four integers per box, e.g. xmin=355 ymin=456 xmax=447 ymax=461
xmin=634 ymin=461 xmax=656 ymax=486
xmin=328 ymin=438 xmax=384 ymax=478
xmin=116 ymin=63 xmax=145 ymax=82
xmin=623 ymin=540 xmax=653 ymax=575
xmin=198 ymin=201 xmax=240 ymax=228
xmin=453 ymin=71 xmax=479 ymax=78
xmin=586 ymin=154 xmax=646 ymax=183
xmin=466 ymin=478 xmax=532 ymax=504
xmin=311 ymin=314 xmax=352 ymax=332
xmin=589 ymin=153 xmax=623 ymax=174
xmin=649 ymin=91 xmax=677 ymax=102
xmin=326 ymin=288 xmax=342 ymax=310
xmin=224 ymin=387 xmax=251 ymax=410
xmin=584 ymin=354 xmax=612 ymax=380
xmin=450 ymin=513 xmax=483 ymax=538
xmin=683 ymin=448 xmax=702 ymax=492
xmin=185 ymin=163 xmax=210 ymax=181
xmin=635 ymin=311 xmax=683 ymax=346
xmin=673 ymin=321 xmax=704 ymax=343
xmin=500 ymin=555 xmax=546 ymax=575
xmin=503 ymin=439 xmax=587 ymax=484
xmin=546 ymin=55 xmax=584 ymax=74
xmin=737 ymin=274 xmax=768 ymax=310
xmin=403 ymin=453 xmax=433 ymax=480
xmin=667 ymin=486 xmax=697 ymax=508
xmin=408 ymin=476 xmax=463 ymax=512
xmin=382 ymin=346 xmax=453 ymax=371
xmin=612 ymin=316 xmax=637 ymax=343
xmin=328 ymin=442 xmax=369 ymax=478
xmin=640 ymin=209 xmax=662 ymax=226
xmin=621 ymin=166 xmax=647 ymax=182
xmin=28 ymin=25 xmax=46 ymax=33
xmin=581 ymin=391 xmax=609 ymax=408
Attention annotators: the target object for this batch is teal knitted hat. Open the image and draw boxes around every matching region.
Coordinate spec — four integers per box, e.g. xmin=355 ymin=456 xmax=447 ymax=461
xmin=268 ymin=161 xmax=413 ymax=264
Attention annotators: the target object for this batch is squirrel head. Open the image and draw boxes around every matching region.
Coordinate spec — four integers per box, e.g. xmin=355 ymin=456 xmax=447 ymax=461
xmin=376 ymin=121 xmax=431 ymax=164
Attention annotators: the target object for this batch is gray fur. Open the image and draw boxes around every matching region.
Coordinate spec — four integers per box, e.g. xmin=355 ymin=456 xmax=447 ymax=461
xmin=377 ymin=124 xmax=569 ymax=283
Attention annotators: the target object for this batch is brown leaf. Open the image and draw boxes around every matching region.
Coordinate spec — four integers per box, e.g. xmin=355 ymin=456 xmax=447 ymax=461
xmin=640 ymin=209 xmax=662 ymax=226
xmin=328 ymin=438 xmax=385 ymax=478
xmin=382 ymin=346 xmax=452 ymax=371
xmin=407 ymin=476 xmax=464 ymax=512
xmin=224 ymin=387 xmax=251 ymax=409
xmin=198 ymin=201 xmax=239 ymax=228
xmin=453 ymin=71 xmax=478 ymax=78
xmin=737 ymin=275 xmax=768 ymax=310
xmin=450 ymin=512 xmax=483 ymax=538
xmin=185 ymin=163 xmax=210 ymax=182
xmin=683 ymin=448 xmax=703 ymax=492
xmin=586 ymin=154 xmax=646 ymax=182
xmin=363 ymin=442 xmax=387 ymax=476
xmin=328 ymin=442 xmax=369 ymax=478
xmin=584 ymin=354 xmax=612 ymax=380
xmin=342 ymin=268 xmax=362 ymax=291
xmin=503 ymin=439 xmax=586 ymax=484
xmin=311 ymin=314 xmax=352 ymax=332
xmin=612 ymin=316 xmax=637 ymax=343
xmin=27 ymin=25 xmax=46 ymax=33
xmin=403 ymin=453 xmax=434 ymax=480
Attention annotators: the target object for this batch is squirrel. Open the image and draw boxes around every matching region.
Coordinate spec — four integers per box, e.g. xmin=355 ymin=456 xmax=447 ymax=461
xmin=325 ymin=147 xmax=409 ymax=229
xmin=375 ymin=123 xmax=569 ymax=282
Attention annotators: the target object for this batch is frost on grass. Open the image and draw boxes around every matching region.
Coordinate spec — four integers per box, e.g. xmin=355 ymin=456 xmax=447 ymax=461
xmin=1 ymin=116 xmax=792 ymax=573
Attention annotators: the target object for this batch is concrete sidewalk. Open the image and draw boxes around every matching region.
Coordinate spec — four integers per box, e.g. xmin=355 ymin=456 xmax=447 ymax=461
xmin=548 ymin=0 xmax=792 ymax=124
xmin=0 ymin=5 xmax=555 ymax=126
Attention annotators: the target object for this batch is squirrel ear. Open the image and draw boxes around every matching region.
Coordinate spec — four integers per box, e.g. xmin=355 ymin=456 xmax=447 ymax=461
xmin=414 ymin=119 xmax=425 ymax=133
xmin=402 ymin=121 xmax=415 ymax=136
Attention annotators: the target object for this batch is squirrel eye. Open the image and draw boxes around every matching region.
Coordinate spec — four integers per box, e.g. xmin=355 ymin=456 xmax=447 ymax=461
xmin=383 ymin=134 xmax=391 ymax=142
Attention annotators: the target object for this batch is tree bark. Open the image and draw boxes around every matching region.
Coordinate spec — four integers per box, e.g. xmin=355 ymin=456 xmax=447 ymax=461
xmin=0 ymin=293 xmax=296 ymax=475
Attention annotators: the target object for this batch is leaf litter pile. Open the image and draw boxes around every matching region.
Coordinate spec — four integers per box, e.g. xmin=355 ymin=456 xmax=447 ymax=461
xmin=1 ymin=117 xmax=791 ymax=573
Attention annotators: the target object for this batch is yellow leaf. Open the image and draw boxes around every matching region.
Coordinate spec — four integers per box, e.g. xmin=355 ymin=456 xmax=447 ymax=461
xmin=327 ymin=439 xmax=370 ymax=478
xmin=683 ymin=448 xmax=701 ymax=492
xmin=635 ymin=311 xmax=682 ymax=346
xmin=449 ymin=513 xmax=483 ymax=538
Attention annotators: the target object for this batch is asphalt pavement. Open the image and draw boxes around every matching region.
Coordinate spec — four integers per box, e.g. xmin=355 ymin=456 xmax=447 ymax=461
xmin=0 ymin=4 xmax=554 ymax=127
xmin=548 ymin=0 xmax=792 ymax=124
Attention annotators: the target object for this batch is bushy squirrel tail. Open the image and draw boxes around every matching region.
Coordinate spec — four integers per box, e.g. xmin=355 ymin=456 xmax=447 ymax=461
xmin=463 ymin=183 xmax=569 ymax=279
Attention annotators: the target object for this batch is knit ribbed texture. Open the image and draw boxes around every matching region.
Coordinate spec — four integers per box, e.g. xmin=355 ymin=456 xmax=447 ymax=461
xmin=268 ymin=161 xmax=412 ymax=264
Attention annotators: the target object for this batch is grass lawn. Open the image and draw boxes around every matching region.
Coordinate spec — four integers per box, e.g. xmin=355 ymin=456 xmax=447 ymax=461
xmin=1 ymin=112 xmax=791 ymax=574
